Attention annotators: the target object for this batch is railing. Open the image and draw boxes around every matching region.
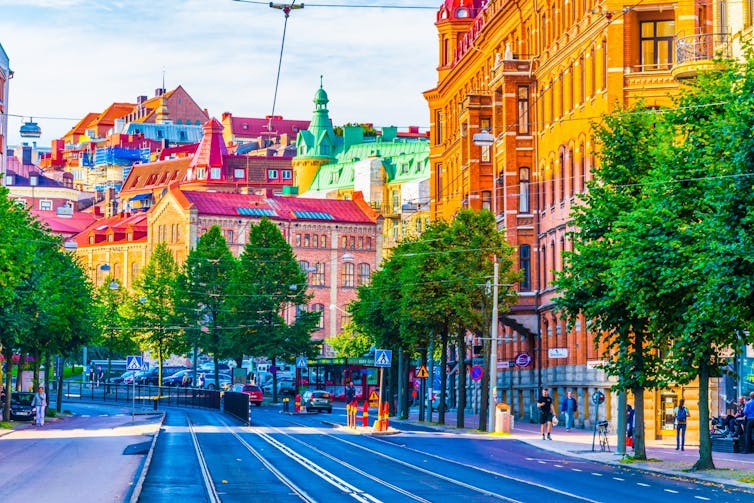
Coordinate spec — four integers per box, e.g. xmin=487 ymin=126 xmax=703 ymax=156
xmin=51 ymin=381 xmax=222 ymax=411
xmin=676 ymin=32 xmax=731 ymax=65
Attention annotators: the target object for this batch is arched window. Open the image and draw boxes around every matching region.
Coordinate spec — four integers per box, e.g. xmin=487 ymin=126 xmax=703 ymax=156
xmin=342 ymin=262 xmax=355 ymax=288
xmin=569 ymin=147 xmax=575 ymax=197
xmin=578 ymin=141 xmax=586 ymax=192
xmin=357 ymin=263 xmax=371 ymax=286
xmin=602 ymin=37 xmax=608 ymax=90
xmin=519 ymin=167 xmax=530 ymax=213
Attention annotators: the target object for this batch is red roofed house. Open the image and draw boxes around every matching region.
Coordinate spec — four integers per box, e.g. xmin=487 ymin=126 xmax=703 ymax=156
xmin=119 ymin=118 xmax=295 ymax=214
xmin=221 ymin=112 xmax=309 ymax=151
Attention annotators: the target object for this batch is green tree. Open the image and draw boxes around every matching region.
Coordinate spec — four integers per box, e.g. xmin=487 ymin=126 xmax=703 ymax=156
xmin=554 ymin=105 xmax=673 ymax=460
xmin=228 ymin=218 xmax=320 ymax=401
xmin=173 ymin=226 xmax=236 ymax=388
xmin=328 ymin=324 xmax=373 ymax=358
xmin=93 ymin=276 xmax=137 ymax=383
xmin=128 ymin=242 xmax=184 ymax=386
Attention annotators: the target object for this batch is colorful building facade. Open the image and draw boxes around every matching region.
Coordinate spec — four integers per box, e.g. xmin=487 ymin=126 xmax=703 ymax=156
xmin=424 ymin=0 xmax=738 ymax=440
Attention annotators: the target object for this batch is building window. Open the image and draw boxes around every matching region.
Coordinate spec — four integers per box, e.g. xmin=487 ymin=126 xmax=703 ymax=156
xmin=304 ymin=234 xmax=310 ymax=247
xmin=480 ymin=118 xmax=491 ymax=162
xmin=520 ymin=245 xmax=531 ymax=291
xmin=517 ymin=86 xmax=530 ymax=134
xmin=365 ymin=237 xmax=371 ymax=249
xmin=313 ymin=234 xmax=319 ymax=248
xmin=579 ymin=55 xmax=585 ymax=104
xmin=578 ymin=142 xmax=585 ymax=192
xmin=40 ymin=200 xmax=52 ymax=211
xmin=268 ymin=169 xmax=279 ymax=179
xmin=590 ymin=45 xmax=596 ymax=96
xmin=559 ymin=147 xmax=566 ymax=203
xmin=234 ymin=168 xmax=245 ymax=179
xmin=640 ymin=20 xmax=675 ymax=71
xmin=357 ymin=263 xmax=371 ymax=286
xmin=282 ymin=170 xmax=292 ymax=180
xmin=482 ymin=190 xmax=492 ymax=211
xmin=295 ymin=234 xmax=302 ymax=247
xmin=321 ymin=234 xmax=327 ymax=248
xmin=519 ymin=167 xmax=530 ymax=213
xmin=342 ymin=262 xmax=355 ymax=288
xmin=435 ymin=110 xmax=443 ymax=144
xmin=602 ymin=37 xmax=608 ymax=90
xmin=299 ymin=260 xmax=310 ymax=274
xmin=210 ymin=167 xmax=221 ymax=179
xmin=311 ymin=304 xmax=325 ymax=329
xmin=311 ymin=262 xmax=326 ymax=286
xmin=226 ymin=229 xmax=234 ymax=243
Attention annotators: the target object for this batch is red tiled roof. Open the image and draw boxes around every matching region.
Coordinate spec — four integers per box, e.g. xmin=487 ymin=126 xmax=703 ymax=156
xmin=30 ymin=210 xmax=99 ymax=237
xmin=179 ymin=190 xmax=377 ymax=224
xmin=229 ymin=115 xmax=309 ymax=139
xmin=72 ymin=211 xmax=149 ymax=248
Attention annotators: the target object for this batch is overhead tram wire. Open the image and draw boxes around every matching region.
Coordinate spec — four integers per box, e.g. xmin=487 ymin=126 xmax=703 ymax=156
xmin=266 ymin=2 xmax=304 ymax=138
xmin=233 ymin=0 xmax=436 ymax=9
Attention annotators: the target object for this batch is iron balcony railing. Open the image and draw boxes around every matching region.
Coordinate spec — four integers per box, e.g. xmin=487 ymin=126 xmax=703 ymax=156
xmin=676 ymin=32 xmax=732 ymax=65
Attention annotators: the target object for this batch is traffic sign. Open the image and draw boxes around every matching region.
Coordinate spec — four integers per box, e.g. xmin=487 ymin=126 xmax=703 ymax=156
xmin=416 ymin=365 xmax=429 ymax=378
xmin=592 ymin=391 xmax=605 ymax=405
xmin=295 ymin=356 xmax=308 ymax=369
xmin=126 ymin=355 xmax=143 ymax=371
xmin=470 ymin=365 xmax=483 ymax=381
xmin=515 ymin=352 xmax=532 ymax=368
xmin=369 ymin=390 xmax=379 ymax=401
xmin=374 ymin=349 xmax=392 ymax=367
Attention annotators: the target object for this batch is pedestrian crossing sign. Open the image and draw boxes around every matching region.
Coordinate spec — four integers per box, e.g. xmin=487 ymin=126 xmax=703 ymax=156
xmin=126 ymin=355 xmax=143 ymax=371
xmin=296 ymin=356 xmax=308 ymax=369
xmin=374 ymin=349 xmax=392 ymax=367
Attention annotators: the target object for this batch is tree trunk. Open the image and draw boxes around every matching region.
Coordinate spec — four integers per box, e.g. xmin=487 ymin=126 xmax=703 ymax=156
xmin=457 ymin=338 xmax=467 ymax=429
xmin=693 ymin=359 xmax=715 ymax=470
xmin=632 ymin=386 xmax=647 ymax=460
xmin=438 ymin=330 xmax=448 ymax=425
xmin=480 ymin=330 xmax=490 ymax=432
xmin=2 ymin=347 xmax=14 ymax=421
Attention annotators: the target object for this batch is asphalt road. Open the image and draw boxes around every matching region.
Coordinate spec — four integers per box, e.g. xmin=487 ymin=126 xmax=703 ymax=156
xmin=137 ymin=404 xmax=754 ymax=503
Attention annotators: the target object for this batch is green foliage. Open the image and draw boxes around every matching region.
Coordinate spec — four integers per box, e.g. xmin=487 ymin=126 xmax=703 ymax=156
xmin=329 ymin=324 xmax=373 ymax=358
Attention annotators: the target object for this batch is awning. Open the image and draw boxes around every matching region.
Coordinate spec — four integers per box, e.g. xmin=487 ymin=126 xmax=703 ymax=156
xmin=129 ymin=193 xmax=151 ymax=202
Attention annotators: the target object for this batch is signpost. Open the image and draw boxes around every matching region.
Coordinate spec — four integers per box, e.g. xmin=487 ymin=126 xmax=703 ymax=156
xmin=374 ymin=349 xmax=391 ymax=431
xmin=470 ymin=365 xmax=483 ymax=382
xmin=126 ymin=355 xmax=143 ymax=421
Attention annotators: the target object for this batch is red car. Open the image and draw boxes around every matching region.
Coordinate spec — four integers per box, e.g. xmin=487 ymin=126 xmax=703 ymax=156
xmin=231 ymin=383 xmax=263 ymax=406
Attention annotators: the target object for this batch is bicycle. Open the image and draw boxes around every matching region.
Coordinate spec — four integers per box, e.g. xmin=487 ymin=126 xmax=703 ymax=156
xmin=597 ymin=420 xmax=611 ymax=452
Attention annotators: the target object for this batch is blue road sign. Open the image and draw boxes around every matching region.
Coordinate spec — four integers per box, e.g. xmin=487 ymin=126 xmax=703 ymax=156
xmin=374 ymin=349 xmax=392 ymax=367
xmin=296 ymin=356 xmax=308 ymax=369
xmin=126 ymin=355 xmax=143 ymax=371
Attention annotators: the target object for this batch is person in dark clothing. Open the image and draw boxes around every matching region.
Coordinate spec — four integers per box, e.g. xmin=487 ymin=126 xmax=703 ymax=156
xmin=538 ymin=388 xmax=555 ymax=440
xmin=626 ymin=404 xmax=635 ymax=439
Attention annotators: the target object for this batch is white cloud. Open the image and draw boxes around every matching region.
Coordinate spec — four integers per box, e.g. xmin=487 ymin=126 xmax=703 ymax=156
xmin=2 ymin=0 xmax=438 ymax=146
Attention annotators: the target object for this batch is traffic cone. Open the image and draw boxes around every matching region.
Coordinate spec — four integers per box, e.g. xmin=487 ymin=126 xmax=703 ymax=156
xmin=383 ymin=402 xmax=390 ymax=431
xmin=361 ymin=400 xmax=369 ymax=427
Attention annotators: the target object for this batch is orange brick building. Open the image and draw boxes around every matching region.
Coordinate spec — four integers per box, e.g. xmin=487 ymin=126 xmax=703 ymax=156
xmin=425 ymin=0 xmax=732 ymax=440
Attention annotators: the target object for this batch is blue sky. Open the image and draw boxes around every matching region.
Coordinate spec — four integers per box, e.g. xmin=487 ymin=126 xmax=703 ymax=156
xmin=1 ymin=0 xmax=439 ymax=147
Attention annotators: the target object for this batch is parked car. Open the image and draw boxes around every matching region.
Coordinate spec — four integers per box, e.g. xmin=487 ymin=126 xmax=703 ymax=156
xmin=301 ymin=390 xmax=332 ymax=413
xmin=199 ymin=373 xmax=232 ymax=391
xmin=231 ymin=383 xmax=263 ymax=406
xmin=162 ymin=369 xmax=194 ymax=387
xmin=108 ymin=370 xmax=138 ymax=385
xmin=262 ymin=377 xmax=295 ymax=396
xmin=137 ymin=366 xmax=187 ymax=385
xmin=9 ymin=392 xmax=36 ymax=421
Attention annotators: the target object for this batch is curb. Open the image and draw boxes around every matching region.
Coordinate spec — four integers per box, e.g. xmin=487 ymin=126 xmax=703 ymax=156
xmin=127 ymin=412 xmax=167 ymax=503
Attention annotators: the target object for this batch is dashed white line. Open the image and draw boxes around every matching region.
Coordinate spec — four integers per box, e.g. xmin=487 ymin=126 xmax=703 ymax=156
xmin=664 ymin=489 xmax=679 ymax=494
xmin=613 ymin=477 xmax=624 ymax=481
xmin=694 ymin=497 xmax=711 ymax=501
xmin=554 ymin=464 xmax=564 ymax=468
xmin=637 ymin=483 xmax=650 ymax=487
xmin=537 ymin=461 xmax=547 ymax=464
xmin=591 ymin=473 xmax=602 ymax=477
xmin=571 ymin=468 xmax=583 ymax=472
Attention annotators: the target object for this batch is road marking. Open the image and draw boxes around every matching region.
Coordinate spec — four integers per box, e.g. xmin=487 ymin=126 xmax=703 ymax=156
xmin=637 ymin=483 xmax=650 ymax=487
xmin=571 ymin=468 xmax=583 ymax=472
xmin=554 ymin=464 xmax=564 ymax=468
xmin=187 ymin=417 xmax=221 ymax=503
xmin=664 ymin=489 xmax=679 ymax=494
xmin=591 ymin=473 xmax=602 ymax=477
xmin=694 ymin=497 xmax=711 ymax=501
xmin=613 ymin=477 xmax=624 ymax=481
xmin=538 ymin=460 xmax=547 ymax=464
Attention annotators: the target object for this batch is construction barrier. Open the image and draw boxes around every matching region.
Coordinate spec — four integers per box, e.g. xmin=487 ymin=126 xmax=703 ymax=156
xmin=361 ymin=400 xmax=369 ymax=427
xmin=295 ymin=394 xmax=301 ymax=413
xmin=383 ymin=402 xmax=389 ymax=430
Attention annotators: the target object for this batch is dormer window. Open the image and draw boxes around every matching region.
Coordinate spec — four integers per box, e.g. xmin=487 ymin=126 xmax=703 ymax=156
xmin=210 ymin=167 xmax=221 ymax=179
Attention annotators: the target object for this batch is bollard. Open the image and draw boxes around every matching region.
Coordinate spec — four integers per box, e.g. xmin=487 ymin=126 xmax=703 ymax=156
xmin=295 ymin=393 xmax=301 ymax=413
xmin=153 ymin=397 xmax=158 ymax=411
xmin=361 ymin=400 xmax=369 ymax=427
xmin=383 ymin=402 xmax=390 ymax=431
xmin=283 ymin=397 xmax=289 ymax=413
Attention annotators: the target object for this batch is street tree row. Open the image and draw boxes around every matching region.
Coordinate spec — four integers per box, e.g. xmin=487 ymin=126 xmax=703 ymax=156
xmin=555 ymin=51 xmax=754 ymax=468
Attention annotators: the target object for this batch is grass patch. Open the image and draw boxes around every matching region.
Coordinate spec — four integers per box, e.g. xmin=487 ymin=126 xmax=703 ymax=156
xmin=620 ymin=455 xmax=662 ymax=464
xmin=0 ymin=421 xmax=12 ymax=429
xmin=738 ymin=475 xmax=754 ymax=484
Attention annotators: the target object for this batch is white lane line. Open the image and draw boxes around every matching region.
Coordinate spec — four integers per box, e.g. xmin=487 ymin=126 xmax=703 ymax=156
xmin=694 ymin=497 xmax=711 ymax=501
xmin=538 ymin=460 xmax=547 ymax=464
xmin=591 ymin=473 xmax=602 ymax=477
xmin=571 ymin=468 xmax=583 ymax=472
xmin=637 ymin=483 xmax=650 ymax=487
xmin=613 ymin=477 xmax=624 ymax=481
xmin=554 ymin=464 xmax=564 ymax=468
xmin=664 ymin=489 xmax=679 ymax=494
xmin=187 ymin=417 xmax=221 ymax=503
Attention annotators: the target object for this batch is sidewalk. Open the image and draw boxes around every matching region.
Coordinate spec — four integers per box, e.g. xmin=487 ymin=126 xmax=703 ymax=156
xmin=385 ymin=408 xmax=754 ymax=491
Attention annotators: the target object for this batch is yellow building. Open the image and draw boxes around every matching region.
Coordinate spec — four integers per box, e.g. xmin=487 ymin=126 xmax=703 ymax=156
xmin=425 ymin=0 xmax=735 ymax=440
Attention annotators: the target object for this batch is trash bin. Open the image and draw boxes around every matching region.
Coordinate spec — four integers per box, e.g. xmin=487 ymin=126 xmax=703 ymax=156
xmin=495 ymin=403 xmax=513 ymax=433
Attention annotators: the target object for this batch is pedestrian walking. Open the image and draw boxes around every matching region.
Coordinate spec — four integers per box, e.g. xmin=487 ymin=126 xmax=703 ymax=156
xmin=197 ymin=373 xmax=206 ymax=388
xmin=96 ymin=366 xmax=104 ymax=388
xmin=560 ymin=390 xmax=577 ymax=430
xmin=32 ymin=386 xmax=46 ymax=427
xmin=538 ymin=388 xmax=555 ymax=440
xmin=626 ymin=404 xmax=635 ymax=440
xmin=743 ymin=392 xmax=754 ymax=453
xmin=674 ymin=398 xmax=690 ymax=451
xmin=345 ymin=381 xmax=356 ymax=405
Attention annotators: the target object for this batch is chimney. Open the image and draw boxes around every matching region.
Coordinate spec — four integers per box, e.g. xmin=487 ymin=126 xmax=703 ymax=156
xmin=137 ymin=95 xmax=147 ymax=104
xmin=22 ymin=145 xmax=32 ymax=165
xmin=155 ymin=88 xmax=165 ymax=97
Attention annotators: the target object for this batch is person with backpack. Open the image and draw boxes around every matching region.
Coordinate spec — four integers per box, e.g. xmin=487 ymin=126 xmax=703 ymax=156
xmin=675 ymin=398 xmax=690 ymax=451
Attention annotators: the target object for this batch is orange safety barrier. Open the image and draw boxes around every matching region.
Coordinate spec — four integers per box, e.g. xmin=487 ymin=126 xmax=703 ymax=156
xmin=361 ymin=400 xmax=369 ymax=427
xmin=383 ymin=402 xmax=389 ymax=431
xmin=295 ymin=393 xmax=301 ymax=413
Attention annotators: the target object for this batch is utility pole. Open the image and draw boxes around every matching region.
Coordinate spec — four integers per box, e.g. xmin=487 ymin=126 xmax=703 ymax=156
xmin=488 ymin=259 xmax=499 ymax=432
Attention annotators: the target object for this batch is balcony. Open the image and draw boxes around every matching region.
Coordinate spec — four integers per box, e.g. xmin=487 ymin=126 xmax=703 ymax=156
xmin=672 ymin=33 xmax=731 ymax=81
